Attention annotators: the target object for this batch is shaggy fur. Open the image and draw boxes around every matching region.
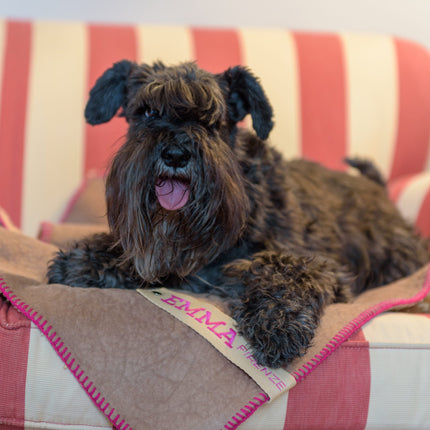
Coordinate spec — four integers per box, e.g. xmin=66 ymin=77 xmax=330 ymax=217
xmin=48 ymin=61 xmax=429 ymax=368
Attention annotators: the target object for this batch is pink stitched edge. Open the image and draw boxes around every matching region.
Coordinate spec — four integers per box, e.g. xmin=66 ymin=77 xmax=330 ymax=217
xmin=0 ymin=278 xmax=132 ymax=430
xmin=2 ymin=267 xmax=430 ymax=430
xmin=221 ymin=393 xmax=269 ymax=430
xmin=1 ymin=275 xmax=269 ymax=430
xmin=292 ymin=265 xmax=430 ymax=382
xmin=223 ymin=265 xmax=430 ymax=429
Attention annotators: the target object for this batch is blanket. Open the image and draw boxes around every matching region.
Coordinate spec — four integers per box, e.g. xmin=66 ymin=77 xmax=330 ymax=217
xmin=0 ymin=227 xmax=429 ymax=430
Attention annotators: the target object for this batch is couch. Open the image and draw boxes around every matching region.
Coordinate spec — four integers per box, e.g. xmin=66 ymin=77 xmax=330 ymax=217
xmin=1 ymin=19 xmax=430 ymax=430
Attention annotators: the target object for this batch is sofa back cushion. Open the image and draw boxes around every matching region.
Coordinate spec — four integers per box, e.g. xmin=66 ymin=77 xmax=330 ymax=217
xmin=1 ymin=20 xmax=430 ymax=235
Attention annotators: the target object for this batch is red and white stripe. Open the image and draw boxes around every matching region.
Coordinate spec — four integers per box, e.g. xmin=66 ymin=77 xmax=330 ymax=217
xmin=0 ymin=297 xmax=112 ymax=429
xmin=342 ymin=33 xmax=398 ymax=178
xmin=22 ymin=22 xmax=88 ymax=238
xmin=0 ymin=21 xmax=429 ymax=236
xmin=4 ymin=290 xmax=430 ymax=430
xmin=389 ymin=171 xmax=430 ymax=237
xmin=241 ymin=314 xmax=430 ymax=430
xmin=0 ymin=21 xmax=31 ymax=235
xmin=25 ymin=322 xmax=113 ymax=429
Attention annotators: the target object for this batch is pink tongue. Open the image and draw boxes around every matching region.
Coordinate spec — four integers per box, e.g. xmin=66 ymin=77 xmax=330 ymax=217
xmin=155 ymin=179 xmax=190 ymax=211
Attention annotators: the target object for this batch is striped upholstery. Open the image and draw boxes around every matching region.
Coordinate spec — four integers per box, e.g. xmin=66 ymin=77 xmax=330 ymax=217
xmin=0 ymin=297 xmax=113 ymax=429
xmin=0 ymin=20 xmax=430 ymax=236
xmin=2 ymin=294 xmax=430 ymax=429
xmin=242 ymin=314 xmax=430 ymax=430
xmin=1 ymin=19 xmax=430 ymax=430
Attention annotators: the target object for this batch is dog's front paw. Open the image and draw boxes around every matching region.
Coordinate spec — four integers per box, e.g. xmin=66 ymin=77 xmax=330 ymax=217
xmin=225 ymin=251 xmax=352 ymax=368
xmin=47 ymin=233 xmax=140 ymax=289
xmin=47 ymin=247 xmax=99 ymax=287
xmin=232 ymin=295 xmax=318 ymax=368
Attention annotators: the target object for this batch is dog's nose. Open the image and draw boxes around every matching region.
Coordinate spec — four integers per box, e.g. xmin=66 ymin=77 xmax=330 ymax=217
xmin=161 ymin=146 xmax=191 ymax=169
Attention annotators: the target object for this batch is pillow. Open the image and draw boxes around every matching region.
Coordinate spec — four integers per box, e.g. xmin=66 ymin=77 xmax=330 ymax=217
xmin=38 ymin=172 xmax=109 ymax=248
xmin=60 ymin=173 xmax=107 ymax=225
xmin=38 ymin=221 xmax=109 ymax=248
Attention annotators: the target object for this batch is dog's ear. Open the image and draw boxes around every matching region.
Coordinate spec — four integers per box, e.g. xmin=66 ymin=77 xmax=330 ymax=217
xmin=85 ymin=60 xmax=134 ymax=125
xmin=222 ymin=66 xmax=274 ymax=140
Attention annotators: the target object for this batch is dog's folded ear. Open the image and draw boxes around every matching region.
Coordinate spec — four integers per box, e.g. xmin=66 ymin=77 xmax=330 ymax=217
xmin=85 ymin=60 xmax=134 ymax=125
xmin=222 ymin=66 xmax=274 ymax=140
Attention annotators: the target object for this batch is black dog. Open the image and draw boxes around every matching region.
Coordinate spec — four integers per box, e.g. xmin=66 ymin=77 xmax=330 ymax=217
xmin=48 ymin=61 xmax=429 ymax=368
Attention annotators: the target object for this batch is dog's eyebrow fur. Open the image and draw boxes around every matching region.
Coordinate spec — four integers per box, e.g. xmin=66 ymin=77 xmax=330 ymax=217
xmin=133 ymin=63 xmax=226 ymax=125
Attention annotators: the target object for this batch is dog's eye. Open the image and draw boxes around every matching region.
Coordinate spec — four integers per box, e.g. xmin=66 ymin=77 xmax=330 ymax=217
xmin=144 ymin=108 xmax=160 ymax=119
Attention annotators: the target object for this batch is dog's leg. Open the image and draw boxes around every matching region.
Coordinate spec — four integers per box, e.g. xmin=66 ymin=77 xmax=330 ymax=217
xmin=47 ymin=233 xmax=140 ymax=289
xmin=223 ymin=251 xmax=353 ymax=368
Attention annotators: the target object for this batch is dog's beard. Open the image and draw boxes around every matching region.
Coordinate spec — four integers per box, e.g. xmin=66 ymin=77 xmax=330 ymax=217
xmin=105 ymin=131 xmax=249 ymax=283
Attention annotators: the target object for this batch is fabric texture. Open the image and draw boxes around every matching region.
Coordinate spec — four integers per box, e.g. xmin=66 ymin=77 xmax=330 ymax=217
xmin=0 ymin=227 xmax=429 ymax=429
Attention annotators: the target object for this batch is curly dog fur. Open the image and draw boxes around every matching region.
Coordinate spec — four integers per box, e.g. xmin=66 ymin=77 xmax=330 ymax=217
xmin=48 ymin=61 xmax=429 ymax=368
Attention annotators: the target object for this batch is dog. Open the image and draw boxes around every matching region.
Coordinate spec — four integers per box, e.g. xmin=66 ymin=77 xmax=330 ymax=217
xmin=48 ymin=61 xmax=429 ymax=368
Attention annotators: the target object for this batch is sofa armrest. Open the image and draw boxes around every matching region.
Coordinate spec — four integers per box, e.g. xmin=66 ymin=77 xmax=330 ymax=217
xmin=389 ymin=171 xmax=430 ymax=238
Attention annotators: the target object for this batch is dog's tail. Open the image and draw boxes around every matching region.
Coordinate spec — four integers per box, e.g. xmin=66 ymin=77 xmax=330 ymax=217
xmin=344 ymin=157 xmax=386 ymax=187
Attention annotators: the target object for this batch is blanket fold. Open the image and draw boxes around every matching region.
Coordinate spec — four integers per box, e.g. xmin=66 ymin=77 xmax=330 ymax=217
xmin=0 ymin=227 xmax=429 ymax=430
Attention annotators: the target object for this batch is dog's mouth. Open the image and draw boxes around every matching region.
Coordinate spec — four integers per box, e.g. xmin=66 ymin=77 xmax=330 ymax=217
xmin=155 ymin=178 xmax=190 ymax=211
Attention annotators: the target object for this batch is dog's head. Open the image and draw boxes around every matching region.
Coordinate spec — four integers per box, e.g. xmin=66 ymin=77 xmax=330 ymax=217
xmin=85 ymin=61 xmax=273 ymax=282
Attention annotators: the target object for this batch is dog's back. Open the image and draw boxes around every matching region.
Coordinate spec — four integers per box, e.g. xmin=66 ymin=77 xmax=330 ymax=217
xmin=286 ymin=157 xmax=428 ymax=293
xmin=234 ymin=133 xmax=429 ymax=295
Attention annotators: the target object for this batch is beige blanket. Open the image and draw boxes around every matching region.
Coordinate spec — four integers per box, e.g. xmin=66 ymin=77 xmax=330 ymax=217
xmin=0 ymin=227 xmax=429 ymax=430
